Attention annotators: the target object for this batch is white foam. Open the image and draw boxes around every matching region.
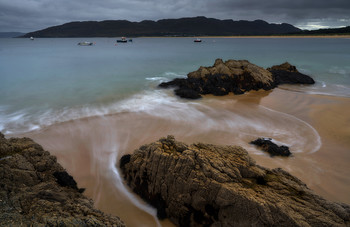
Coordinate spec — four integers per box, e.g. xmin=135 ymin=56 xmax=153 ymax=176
xmin=259 ymin=105 xmax=322 ymax=154
xmin=163 ymin=71 xmax=186 ymax=78
xmin=0 ymin=89 xmax=202 ymax=134
xmin=145 ymin=77 xmax=168 ymax=81
xmin=110 ymin=151 xmax=161 ymax=227
xmin=116 ymin=90 xmax=209 ymax=122
xmin=0 ymin=108 xmax=35 ymax=134
xmin=0 ymin=89 xmax=323 ymax=156
xmin=145 ymin=72 xmax=186 ymax=84
xmin=114 ymin=90 xmax=322 ymax=154
xmin=279 ymin=82 xmax=350 ymax=98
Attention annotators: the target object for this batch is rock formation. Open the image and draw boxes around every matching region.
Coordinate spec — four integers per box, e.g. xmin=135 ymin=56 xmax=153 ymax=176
xmin=120 ymin=136 xmax=350 ymax=227
xmin=267 ymin=62 xmax=315 ymax=85
xmin=250 ymin=138 xmax=292 ymax=157
xmin=159 ymin=59 xmax=315 ymax=99
xmin=0 ymin=132 xmax=125 ymax=226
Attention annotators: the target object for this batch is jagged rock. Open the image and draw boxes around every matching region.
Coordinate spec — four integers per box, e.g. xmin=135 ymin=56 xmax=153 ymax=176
xmin=267 ymin=62 xmax=315 ymax=85
xmin=159 ymin=59 xmax=315 ymax=99
xmin=0 ymin=132 xmax=125 ymax=227
xmin=120 ymin=136 xmax=350 ymax=227
xmin=159 ymin=59 xmax=275 ymax=99
xmin=268 ymin=62 xmax=299 ymax=72
xmin=250 ymin=138 xmax=292 ymax=157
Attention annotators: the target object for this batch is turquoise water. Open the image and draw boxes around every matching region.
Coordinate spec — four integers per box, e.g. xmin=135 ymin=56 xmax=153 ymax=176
xmin=0 ymin=37 xmax=350 ymax=134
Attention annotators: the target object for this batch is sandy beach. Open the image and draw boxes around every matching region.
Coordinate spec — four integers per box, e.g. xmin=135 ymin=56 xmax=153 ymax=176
xmin=19 ymin=87 xmax=350 ymax=226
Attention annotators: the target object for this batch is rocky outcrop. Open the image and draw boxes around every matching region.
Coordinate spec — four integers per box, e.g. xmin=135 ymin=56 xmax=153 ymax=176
xmin=159 ymin=59 xmax=315 ymax=99
xmin=0 ymin=132 xmax=125 ymax=226
xmin=250 ymin=138 xmax=292 ymax=157
xmin=267 ymin=62 xmax=315 ymax=85
xmin=120 ymin=136 xmax=350 ymax=227
xmin=159 ymin=59 xmax=276 ymax=99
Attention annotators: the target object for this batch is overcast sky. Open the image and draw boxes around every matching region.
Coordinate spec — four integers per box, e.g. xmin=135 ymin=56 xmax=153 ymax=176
xmin=0 ymin=0 xmax=349 ymax=32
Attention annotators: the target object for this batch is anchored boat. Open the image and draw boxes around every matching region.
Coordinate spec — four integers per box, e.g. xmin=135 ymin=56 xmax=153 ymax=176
xmin=116 ymin=37 xmax=128 ymax=43
xmin=78 ymin=41 xmax=94 ymax=46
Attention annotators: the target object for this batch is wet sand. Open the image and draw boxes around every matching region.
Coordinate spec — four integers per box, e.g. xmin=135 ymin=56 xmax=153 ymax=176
xmin=22 ymin=88 xmax=350 ymax=226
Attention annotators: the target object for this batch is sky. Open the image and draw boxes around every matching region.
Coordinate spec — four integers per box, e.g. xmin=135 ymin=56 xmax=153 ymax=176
xmin=0 ymin=0 xmax=349 ymax=33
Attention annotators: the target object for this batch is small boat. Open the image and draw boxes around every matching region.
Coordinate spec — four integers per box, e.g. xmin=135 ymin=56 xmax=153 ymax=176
xmin=30 ymin=37 xmax=34 ymax=40
xmin=116 ymin=37 xmax=128 ymax=43
xmin=78 ymin=41 xmax=93 ymax=46
xmin=194 ymin=38 xmax=202 ymax=42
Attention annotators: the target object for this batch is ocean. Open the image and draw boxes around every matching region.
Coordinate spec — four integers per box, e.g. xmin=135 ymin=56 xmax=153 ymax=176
xmin=1 ymin=37 xmax=350 ymax=226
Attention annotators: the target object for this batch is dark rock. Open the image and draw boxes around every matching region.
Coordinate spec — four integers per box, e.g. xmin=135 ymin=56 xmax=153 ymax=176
xmin=268 ymin=62 xmax=315 ymax=85
xmin=159 ymin=59 xmax=315 ymax=99
xmin=159 ymin=59 xmax=276 ymax=99
xmin=174 ymin=88 xmax=202 ymax=99
xmin=0 ymin=132 xmax=125 ymax=226
xmin=250 ymin=138 xmax=292 ymax=157
xmin=120 ymin=154 xmax=131 ymax=169
xmin=53 ymin=171 xmax=79 ymax=190
xmin=120 ymin=136 xmax=350 ymax=227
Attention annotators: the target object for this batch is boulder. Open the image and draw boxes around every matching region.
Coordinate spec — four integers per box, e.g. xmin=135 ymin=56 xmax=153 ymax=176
xmin=159 ymin=59 xmax=315 ymax=99
xmin=267 ymin=62 xmax=315 ymax=85
xmin=120 ymin=136 xmax=350 ymax=227
xmin=159 ymin=59 xmax=276 ymax=99
xmin=0 ymin=132 xmax=125 ymax=227
xmin=250 ymin=138 xmax=292 ymax=157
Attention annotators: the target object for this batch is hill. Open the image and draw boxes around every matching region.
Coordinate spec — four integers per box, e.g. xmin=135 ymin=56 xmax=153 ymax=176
xmin=0 ymin=32 xmax=25 ymax=38
xmin=294 ymin=26 xmax=350 ymax=35
xmin=22 ymin=16 xmax=301 ymax=38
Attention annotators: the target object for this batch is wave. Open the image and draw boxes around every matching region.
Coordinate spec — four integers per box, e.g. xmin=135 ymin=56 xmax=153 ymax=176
xmin=0 ymin=89 xmax=198 ymax=134
xmin=279 ymin=81 xmax=350 ymax=98
xmin=109 ymin=150 xmax=161 ymax=227
xmin=145 ymin=76 xmax=168 ymax=81
xmin=1 ymin=88 xmax=321 ymax=155
xmin=106 ymin=90 xmax=321 ymax=155
xmin=145 ymin=72 xmax=186 ymax=82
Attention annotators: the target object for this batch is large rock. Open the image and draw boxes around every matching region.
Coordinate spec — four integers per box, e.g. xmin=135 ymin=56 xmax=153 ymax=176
xmin=120 ymin=136 xmax=350 ymax=227
xmin=267 ymin=62 xmax=315 ymax=85
xmin=159 ymin=59 xmax=275 ymax=99
xmin=159 ymin=59 xmax=315 ymax=99
xmin=0 ymin=132 xmax=125 ymax=226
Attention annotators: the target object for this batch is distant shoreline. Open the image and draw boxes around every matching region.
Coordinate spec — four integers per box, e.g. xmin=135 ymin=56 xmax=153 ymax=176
xmin=16 ymin=35 xmax=350 ymax=39
xmin=140 ymin=35 xmax=350 ymax=39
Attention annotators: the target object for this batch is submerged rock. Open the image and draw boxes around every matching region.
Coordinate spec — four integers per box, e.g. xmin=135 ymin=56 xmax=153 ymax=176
xmin=0 ymin=132 xmax=125 ymax=226
xmin=250 ymin=138 xmax=292 ymax=157
xmin=120 ymin=136 xmax=350 ymax=227
xmin=159 ymin=59 xmax=315 ymax=99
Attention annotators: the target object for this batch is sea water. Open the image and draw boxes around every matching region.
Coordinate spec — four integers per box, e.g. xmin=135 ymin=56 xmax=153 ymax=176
xmin=0 ymin=37 xmax=349 ymax=134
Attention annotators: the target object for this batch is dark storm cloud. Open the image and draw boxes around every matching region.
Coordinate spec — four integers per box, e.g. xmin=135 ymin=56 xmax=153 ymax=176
xmin=203 ymin=0 xmax=350 ymax=29
xmin=0 ymin=0 xmax=349 ymax=32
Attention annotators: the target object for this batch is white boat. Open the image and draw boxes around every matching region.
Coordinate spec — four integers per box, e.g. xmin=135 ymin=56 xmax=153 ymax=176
xmin=30 ymin=37 xmax=34 ymax=40
xmin=116 ymin=37 xmax=128 ymax=43
xmin=78 ymin=41 xmax=94 ymax=46
xmin=194 ymin=38 xmax=202 ymax=42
